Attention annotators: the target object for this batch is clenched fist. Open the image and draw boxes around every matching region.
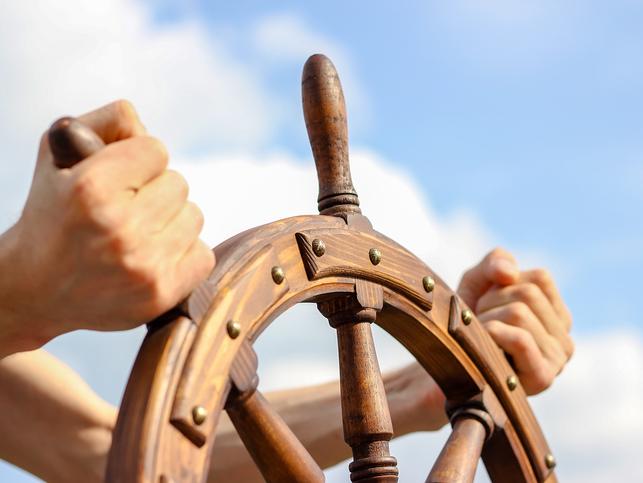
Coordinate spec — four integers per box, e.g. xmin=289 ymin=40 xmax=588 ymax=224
xmin=0 ymin=101 xmax=214 ymax=357
xmin=394 ymin=248 xmax=574 ymax=432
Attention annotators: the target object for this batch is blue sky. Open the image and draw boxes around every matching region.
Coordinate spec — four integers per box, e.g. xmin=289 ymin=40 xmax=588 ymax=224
xmin=0 ymin=1 xmax=641 ymax=481
xmin=158 ymin=0 xmax=643 ymax=336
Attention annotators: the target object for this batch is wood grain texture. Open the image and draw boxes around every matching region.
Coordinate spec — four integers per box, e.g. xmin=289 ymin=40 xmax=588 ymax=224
xmin=448 ymin=296 xmax=554 ymax=482
xmin=227 ymin=389 xmax=325 ymax=483
xmin=319 ymin=296 xmax=398 ymax=482
xmin=108 ymin=215 xmax=555 ymax=482
xmin=225 ymin=343 xmax=325 ymax=482
xmin=302 ymin=54 xmax=360 ymax=217
xmin=296 ymin=229 xmax=434 ymax=310
xmin=427 ymin=416 xmax=487 ymax=483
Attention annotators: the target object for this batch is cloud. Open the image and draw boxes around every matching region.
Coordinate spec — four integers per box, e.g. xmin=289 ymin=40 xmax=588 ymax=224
xmin=0 ymin=0 xmax=275 ymax=229
xmin=175 ymin=149 xmax=492 ymax=288
xmin=0 ymin=1 xmax=641 ymax=482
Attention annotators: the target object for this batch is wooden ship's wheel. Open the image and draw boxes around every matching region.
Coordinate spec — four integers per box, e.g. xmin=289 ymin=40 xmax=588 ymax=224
xmin=50 ymin=55 xmax=557 ymax=483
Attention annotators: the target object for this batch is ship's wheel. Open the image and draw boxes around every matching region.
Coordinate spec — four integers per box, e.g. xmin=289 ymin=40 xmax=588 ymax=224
xmin=51 ymin=54 xmax=557 ymax=483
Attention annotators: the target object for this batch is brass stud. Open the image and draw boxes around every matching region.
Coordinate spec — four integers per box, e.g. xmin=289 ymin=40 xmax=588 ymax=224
xmin=422 ymin=276 xmax=435 ymax=293
xmin=271 ymin=266 xmax=285 ymax=284
xmin=369 ymin=248 xmax=382 ymax=265
xmin=461 ymin=309 xmax=473 ymax=325
xmin=226 ymin=320 xmax=241 ymax=339
xmin=192 ymin=405 xmax=207 ymax=425
xmin=506 ymin=375 xmax=518 ymax=391
xmin=312 ymin=238 xmax=326 ymax=257
xmin=545 ymin=453 xmax=556 ymax=469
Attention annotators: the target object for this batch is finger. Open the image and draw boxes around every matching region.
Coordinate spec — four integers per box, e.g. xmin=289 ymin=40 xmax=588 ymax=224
xmin=476 ymin=283 xmax=573 ymax=355
xmin=155 ymin=202 xmax=206 ymax=260
xmin=73 ymin=136 xmax=168 ymax=193
xmin=520 ymin=269 xmax=572 ymax=330
xmin=482 ymin=320 xmax=553 ymax=395
xmin=132 ymin=170 xmax=189 ymax=232
xmin=457 ymin=247 xmax=519 ymax=309
xmin=477 ymin=302 xmax=554 ymax=356
xmin=170 ymin=239 xmax=215 ymax=302
xmin=76 ymin=100 xmax=146 ymax=144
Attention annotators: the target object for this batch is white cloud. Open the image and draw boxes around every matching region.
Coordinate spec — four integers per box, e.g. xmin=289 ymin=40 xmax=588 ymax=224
xmin=0 ymin=0 xmax=275 ymax=230
xmin=0 ymin=1 xmax=641 ymax=482
xmin=175 ymin=149 xmax=492 ymax=289
xmin=252 ymin=12 xmax=371 ymax=132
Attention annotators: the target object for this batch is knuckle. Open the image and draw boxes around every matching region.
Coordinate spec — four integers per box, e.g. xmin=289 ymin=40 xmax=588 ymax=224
xmin=197 ymin=245 xmax=215 ymax=275
xmin=104 ymin=222 xmax=135 ymax=256
xmin=142 ymin=136 xmax=169 ymax=165
xmin=563 ymin=336 xmax=575 ymax=359
xmin=517 ymin=283 xmax=541 ymax=304
xmin=122 ymin=256 xmax=167 ymax=304
xmin=512 ymin=330 xmax=533 ymax=353
xmin=168 ymin=170 xmax=189 ymax=198
xmin=531 ymin=368 xmax=554 ymax=393
xmin=532 ymin=268 xmax=552 ymax=287
xmin=71 ymin=171 xmax=105 ymax=209
xmin=488 ymin=246 xmax=509 ymax=259
xmin=112 ymin=99 xmax=139 ymax=123
xmin=189 ymin=202 xmax=205 ymax=229
xmin=507 ymin=302 xmax=530 ymax=323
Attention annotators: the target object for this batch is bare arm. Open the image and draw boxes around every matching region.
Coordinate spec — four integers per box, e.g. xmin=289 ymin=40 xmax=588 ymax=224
xmin=0 ymin=350 xmax=116 ymax=482
xmin=208 ymin=364 xmax=446 ymax=481
xmin=0 ymin=350 xmax=444 ymax=482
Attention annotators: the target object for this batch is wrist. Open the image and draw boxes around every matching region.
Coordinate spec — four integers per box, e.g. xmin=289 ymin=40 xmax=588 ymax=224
xmin=0 ymin=223 xmax=55 ymax=356
xmin=384 ymin=363 xmax=447 ymax=435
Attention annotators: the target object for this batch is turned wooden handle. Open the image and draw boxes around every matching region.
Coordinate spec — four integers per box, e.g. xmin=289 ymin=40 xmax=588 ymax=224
xmin=302 ymin=54 xmax=360 ymax=216
xmin=48 ymin=117 xmax=105 ymax=168
xmin=226 ymin=389 xmax=325 ymax=483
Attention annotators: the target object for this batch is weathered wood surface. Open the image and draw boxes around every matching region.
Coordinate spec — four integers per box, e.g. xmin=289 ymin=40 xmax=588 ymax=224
xmin=225 ymin=343 xmax=324 ymax=482
xmin=105 ymin=214 xmax=554 ymax=482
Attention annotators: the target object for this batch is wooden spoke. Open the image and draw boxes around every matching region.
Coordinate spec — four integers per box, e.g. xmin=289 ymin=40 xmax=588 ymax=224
xmin=427 ymin=408 xmax=494 ymax=483
xmin=319 ymin=294 xmax=398 ymax=482
xmin=225 ymin=342 xmax=324 ymax=483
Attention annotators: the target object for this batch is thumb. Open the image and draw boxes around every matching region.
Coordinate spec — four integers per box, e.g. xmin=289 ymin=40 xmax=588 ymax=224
xmin=457 ymin=248 xmax=519 ymax=310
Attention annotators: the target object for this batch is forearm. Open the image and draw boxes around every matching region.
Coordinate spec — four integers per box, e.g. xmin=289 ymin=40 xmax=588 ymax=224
xmin=0 ymin=226 xmax=56 ymax=358
xmin=0 ymin=350 xmax=116 ymax=482
xmin=0 ymin=352 xmax=444 ymax=482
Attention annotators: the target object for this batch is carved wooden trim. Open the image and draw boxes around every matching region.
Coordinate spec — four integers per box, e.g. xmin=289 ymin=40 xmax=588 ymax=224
xmin=107 ymin=216 xmax=556 ymax=482
xmin=295 ymin=230 xmax=434 ymax=311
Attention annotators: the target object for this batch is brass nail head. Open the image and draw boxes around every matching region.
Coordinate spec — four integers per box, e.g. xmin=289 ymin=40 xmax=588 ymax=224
xmin=545 ymin=453 xmax=556 ymax=469
xmin=226 ymin=320 xmax=241 ymax=339
xmin=422 ymin=276 xmax=435 ymax=293
xmin=369 ymin=248 xmax=382 ymax=265
xmin=507 ymin=375 xmax=518 ymax=391
xmin=271 ymin=266 xmax=285 ymax=284
xmin=192 ymin=405 xmax=207 ymax=425
xmin=461 ymin=309 xmax=473 ymax=325
xmin=312 ymin=238 xmax=326 ymax=257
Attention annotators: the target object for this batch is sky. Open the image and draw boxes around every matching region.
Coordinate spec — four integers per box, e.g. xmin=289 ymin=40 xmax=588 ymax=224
xmin=0 ymin=0 xmax=641 ymax=481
